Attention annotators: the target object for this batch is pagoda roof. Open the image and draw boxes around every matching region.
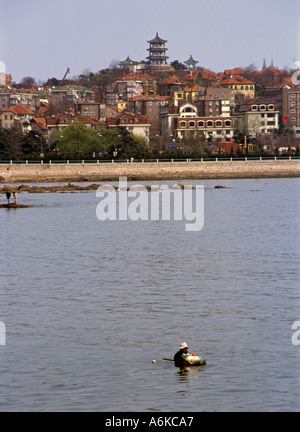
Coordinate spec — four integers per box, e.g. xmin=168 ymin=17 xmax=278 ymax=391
xmin=147 ymin=32 xmax=167 ymax=43
xmin=184 ymin=55 xmax=198 ymax=65
xmin=119 ymin=56 xmax=138 ymax=65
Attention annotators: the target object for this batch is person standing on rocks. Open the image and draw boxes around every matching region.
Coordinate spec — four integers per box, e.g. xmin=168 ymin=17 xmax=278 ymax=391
xmin=5 ymin=191 xmax=11 ymax=204
xmin=13 ymin=192 xmax=18 ymax=205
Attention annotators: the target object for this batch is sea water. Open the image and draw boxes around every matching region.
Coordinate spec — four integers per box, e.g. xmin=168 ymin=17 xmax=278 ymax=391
xmin=0 ymin=178 xmax=299 ymax=411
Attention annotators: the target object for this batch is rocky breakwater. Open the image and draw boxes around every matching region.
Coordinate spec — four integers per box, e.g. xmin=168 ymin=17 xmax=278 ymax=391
xmin=0 ymin=159 xmax=300 ymax=183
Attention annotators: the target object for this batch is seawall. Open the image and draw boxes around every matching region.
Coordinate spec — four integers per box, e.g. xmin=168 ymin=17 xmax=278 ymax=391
xmin=0 ymin=159 xmax=299 ymax=183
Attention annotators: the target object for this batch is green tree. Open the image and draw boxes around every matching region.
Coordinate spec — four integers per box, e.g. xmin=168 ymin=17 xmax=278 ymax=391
xmin=22 ymin=131 xmax=48 ymax=160
xmin=0 ymin=128 xmax=24 ymax=159
xmin=170 ymin=60 xmax=186 ymax=71
xmin=57 ymin=122 xmax=102 ymax=159
xmin=117 ymin=128 xmax=150 ymax=159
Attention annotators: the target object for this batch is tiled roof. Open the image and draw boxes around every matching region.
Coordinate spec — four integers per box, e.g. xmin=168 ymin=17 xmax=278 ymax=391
xmin=117 ymin=72 xmax=157 ymax=81
xmin=185 ymin=85 xmax=201 ymax=92
xmin=8 ymin=104 xmax=35 ymax=115
xmin=255 ymin=67 xmax=286 ymax=76
xmin=242 ymin=97 xmax=278 ymax=109
xmin=160 ymin=76 xmax=188 ymax=85
xmin=130 ymin=95 xmax=170 ymax=101
xmin=30 ymin=117 xmax=47 ymax=130
xmin=106 ymin=112 xmax=151 ymax=126
xmin=202 ymin=70 xmax=220 ymax=81
xmin=219 ymin=76 xmax=254 ymax=86
xmin=147 ymin=32 xmax=167 ymax=44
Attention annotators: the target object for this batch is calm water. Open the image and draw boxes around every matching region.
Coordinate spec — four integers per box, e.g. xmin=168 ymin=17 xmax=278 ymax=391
xmin=0 ymin=178 xmax=299 ymax=412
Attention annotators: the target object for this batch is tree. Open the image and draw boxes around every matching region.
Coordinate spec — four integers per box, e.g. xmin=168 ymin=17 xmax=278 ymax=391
xmin=20 ymin=76 xmax=36 ymax=89
xmin=170 ymin=60 xmax=186 ymax=71
xmin=21 ymin=131 xmax=47 ymax=159
xmin=57 ymin=122 xmax=102 ymax=159
xmin=43 ymin=77 xmax=60 ymax=87
xmin=116 ymin=127 xmax=150 ymax=159
xmin=0 ymin=128 xmax=24 ymax=159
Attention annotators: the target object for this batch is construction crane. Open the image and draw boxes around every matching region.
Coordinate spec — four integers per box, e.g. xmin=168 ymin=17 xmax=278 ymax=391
xmin=60 ymin=68 xmax=70 ymax=85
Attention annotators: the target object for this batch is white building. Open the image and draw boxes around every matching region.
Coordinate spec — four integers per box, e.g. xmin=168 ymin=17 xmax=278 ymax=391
xmin=235 ymin=97 xmax=279 ymax=138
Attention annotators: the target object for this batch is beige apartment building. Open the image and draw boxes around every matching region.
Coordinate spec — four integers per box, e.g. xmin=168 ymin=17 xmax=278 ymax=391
xmin=235 ymin=97 xmax=279 ymax=138
xmin=282 ymin=87 xmax=300 ymax=139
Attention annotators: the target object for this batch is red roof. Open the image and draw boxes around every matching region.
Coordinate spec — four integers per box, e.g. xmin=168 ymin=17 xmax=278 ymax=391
xmin=160 ymin=76 xmax=188 ymax=85
xmin=4 ymin=104 xmax=35 ymax=115
xmin=202 ymin=70 xmax=220 ymax=81
xmin=130 ymin=95 xmax=170 ymax=101
xmin=219 ymin=76 xmax=254 ymax=86
xmin=255 ymin=67 xmax=286 ymax=76
xmin=106 ymin=112 xmax=150 ymax=126
xmin=185 ymin=84 xmax=201 ymax=92
xmin=117 ymin=72 xmax=156 ymax=81
xmin=30 ymin=117 xmax=47 ymax=130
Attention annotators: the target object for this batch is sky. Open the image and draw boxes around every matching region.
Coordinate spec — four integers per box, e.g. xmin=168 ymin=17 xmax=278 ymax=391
xmin=0 ymin=0 xmax=299 ymax=83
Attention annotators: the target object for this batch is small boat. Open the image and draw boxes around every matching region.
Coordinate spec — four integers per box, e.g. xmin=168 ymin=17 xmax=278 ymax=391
xmin=163 ymin=354 xmax=206 ymax=366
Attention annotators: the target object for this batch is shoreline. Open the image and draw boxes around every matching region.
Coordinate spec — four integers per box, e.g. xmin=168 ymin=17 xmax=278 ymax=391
xmin=0 ymin=160 xmax=299 ymax=183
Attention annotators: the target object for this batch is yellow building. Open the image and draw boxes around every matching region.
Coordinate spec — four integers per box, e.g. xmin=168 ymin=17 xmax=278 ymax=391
xmin=219 ymin=76 xmax=255 ymax=99
xmin=117 ymin=102 xmax=128 ymax=112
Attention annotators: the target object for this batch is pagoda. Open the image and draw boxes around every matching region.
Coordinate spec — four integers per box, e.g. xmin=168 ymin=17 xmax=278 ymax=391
xmin=146 ymin=33 xmax=170 ymax=71
xmin=184 ymin=55 xmax=198 ymax=70
xmin=119 ymin=56 xmax=144 ymax=73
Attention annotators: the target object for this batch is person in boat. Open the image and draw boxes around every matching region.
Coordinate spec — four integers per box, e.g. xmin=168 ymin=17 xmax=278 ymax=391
xmin=174 ymin=342 xmax=191 ymax=367
xmin=174 ymin=342 xmax=205 ymax=367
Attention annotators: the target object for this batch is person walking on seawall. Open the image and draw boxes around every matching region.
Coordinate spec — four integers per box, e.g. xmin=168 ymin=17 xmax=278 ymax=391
xmin=174 ymin=342 xmax=191 ymax=367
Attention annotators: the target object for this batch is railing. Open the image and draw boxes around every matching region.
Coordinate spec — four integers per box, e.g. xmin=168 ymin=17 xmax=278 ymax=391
xmin=0 ymin=156 xmax=300 ymax=165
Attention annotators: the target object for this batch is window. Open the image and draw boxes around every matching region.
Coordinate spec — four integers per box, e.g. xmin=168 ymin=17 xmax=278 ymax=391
xmin=245 ymin=86 xmax=248 ymax=90
xmin=268 ymin=104 xmax=274 ymax=110
xmin=224 ymin=120 xmax=231 ymax=127
xmin=250 ymin=86 xmax=253 ymax=90
xmin=198 ymin=120 xmax=204 ymax=127
xmin=183 ymin=107 xmax=195 ymax=113
xmin=251 ymin=105 xmax=258 ymax=111
xmin=260 ymin=104 xmax=266 ymax=111
xmin=189 ymin=121 xmax=195 ymax=127
xmin=180 ymin=121 xmax=186 ymax=128
xmin=207 ymin=120 xmax=213 ymax=127
xmin=215 ymin=120 xmax=222 ymax=127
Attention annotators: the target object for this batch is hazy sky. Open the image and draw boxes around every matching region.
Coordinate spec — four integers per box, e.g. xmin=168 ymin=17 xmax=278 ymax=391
xmin=1 ymin=0 xmax=299 ymax=83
